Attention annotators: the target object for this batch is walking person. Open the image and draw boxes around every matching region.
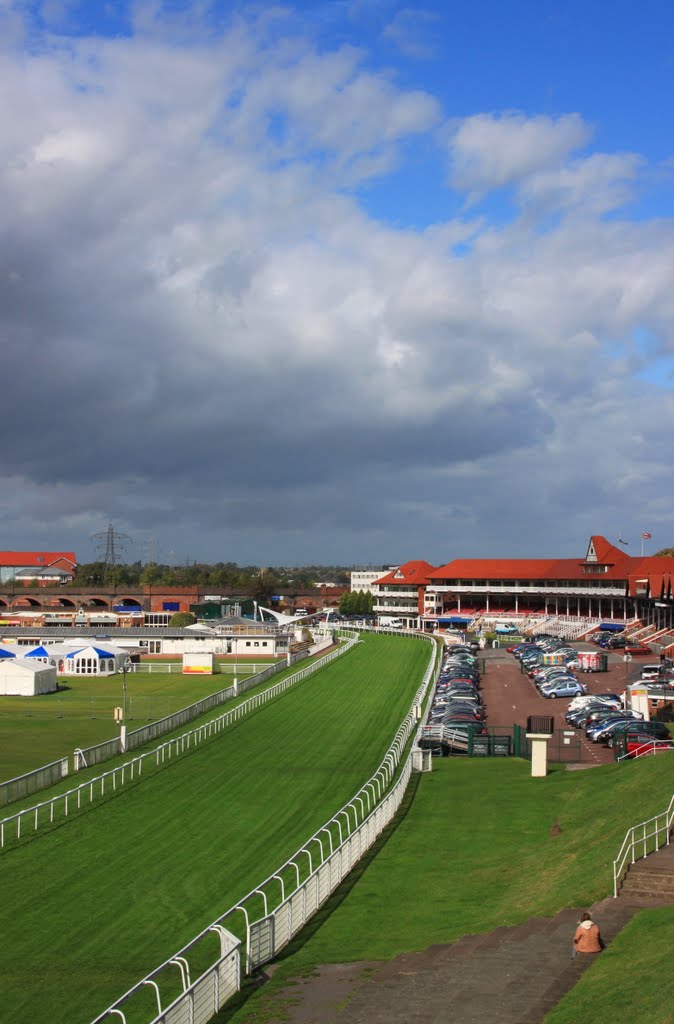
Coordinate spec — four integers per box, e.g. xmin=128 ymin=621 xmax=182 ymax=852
xmin=571 ymin=912 xmax=606 ymax=958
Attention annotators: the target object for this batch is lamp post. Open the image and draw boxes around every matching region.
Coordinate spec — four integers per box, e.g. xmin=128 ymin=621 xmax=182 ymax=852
xmin=120 ymin=658 xmax=131 ymax=752
xmin=122 ymin=659 xmax=129 ymax=723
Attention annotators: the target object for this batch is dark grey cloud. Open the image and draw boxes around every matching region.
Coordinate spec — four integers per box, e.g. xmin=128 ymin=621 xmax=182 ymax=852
xmin=0 ymin=10 xmax=673 ymax=566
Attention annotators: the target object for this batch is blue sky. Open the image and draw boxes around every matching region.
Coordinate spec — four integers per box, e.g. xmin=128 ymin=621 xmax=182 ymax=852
xmin=1 ymin=0 xmax=673 ymax=566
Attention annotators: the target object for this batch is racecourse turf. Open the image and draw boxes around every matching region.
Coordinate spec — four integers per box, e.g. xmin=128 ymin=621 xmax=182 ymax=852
xmin=0 ymin=667 xmax=266 ymax=780
xmin=0 ymin=633 xmax=429 ymax=1023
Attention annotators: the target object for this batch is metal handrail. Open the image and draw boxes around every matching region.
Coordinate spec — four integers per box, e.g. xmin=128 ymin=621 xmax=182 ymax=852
xmin=616 ymin=738 xmax=674 ymax=762
xmin=612 ymin=793 xmax=674 ymax=897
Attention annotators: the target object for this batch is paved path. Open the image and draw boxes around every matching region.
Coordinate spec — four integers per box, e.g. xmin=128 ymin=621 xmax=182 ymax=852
xmin=262 ymin=888 xmax=667 ymax=1024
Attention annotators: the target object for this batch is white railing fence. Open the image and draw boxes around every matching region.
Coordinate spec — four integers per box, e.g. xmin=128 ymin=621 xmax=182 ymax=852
xmin=126 ymin=661 xmax=279 ymax=674
xmin=89 ymin=631 xmax=441 ymax=1024
xmin=612 ymin=793 xmax=674 ymax=897
xmin=0 ymin=638 xmax=360 ymax=850
xmin=75 ymin=657 xmax=301 ymax=771
xmin=0 ymin=756 xmax=70 ymax=809
xmin=616 ymin=739 xmax=674 ymax=763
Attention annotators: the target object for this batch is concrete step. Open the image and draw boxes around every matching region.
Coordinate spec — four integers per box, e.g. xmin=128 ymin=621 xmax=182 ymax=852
xmin=618 ymin=888 xmax=674 ymax=903
xmin=625 ymin=880 xmax=674 ymax=893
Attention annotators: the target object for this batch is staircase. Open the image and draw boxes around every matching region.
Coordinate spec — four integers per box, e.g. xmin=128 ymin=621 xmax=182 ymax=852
xmin=616 ymin=840 xmax=674 ymax=902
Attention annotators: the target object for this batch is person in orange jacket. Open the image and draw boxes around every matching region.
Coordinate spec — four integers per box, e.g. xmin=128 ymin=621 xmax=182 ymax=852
xmin=571 ymin=912 xmax=606 ymax=958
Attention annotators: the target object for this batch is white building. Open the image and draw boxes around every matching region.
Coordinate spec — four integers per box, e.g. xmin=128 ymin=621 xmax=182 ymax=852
xmin=350 ymin=567 xmax=397 ymax=593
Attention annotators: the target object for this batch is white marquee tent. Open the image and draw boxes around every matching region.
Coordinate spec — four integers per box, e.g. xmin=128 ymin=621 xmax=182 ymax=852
xmin=0 ymin=658 xmax=57 ymax=695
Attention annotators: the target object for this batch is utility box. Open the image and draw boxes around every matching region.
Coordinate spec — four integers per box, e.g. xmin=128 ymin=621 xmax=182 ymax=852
xmin=182 ymin=652 xmax=219 ymax=675
xmin=490 ymin=736 xmax=512 ymax=756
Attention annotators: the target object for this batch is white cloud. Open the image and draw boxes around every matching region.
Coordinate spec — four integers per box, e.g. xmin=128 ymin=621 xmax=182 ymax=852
xmin=519 ymin=151 xmax=643 ymax=213
xmin=447 ymin=111 xmax=591 ymax=193
xmin=383 ymin=8 xmax=440 ymax=59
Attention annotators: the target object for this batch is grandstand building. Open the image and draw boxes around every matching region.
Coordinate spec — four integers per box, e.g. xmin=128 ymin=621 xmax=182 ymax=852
xmin=370 ymin=536 xmax=674 ymax=644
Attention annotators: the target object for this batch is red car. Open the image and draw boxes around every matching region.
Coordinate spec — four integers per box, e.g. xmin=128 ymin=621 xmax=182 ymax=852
xmin=624 ymin=644 xmax=652 ymax=656
xmin=622 ymin=731 xmax=674 ymax=758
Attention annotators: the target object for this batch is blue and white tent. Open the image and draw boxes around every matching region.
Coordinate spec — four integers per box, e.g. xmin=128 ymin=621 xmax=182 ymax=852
xmin=23 ymin=645 xmax=51 ymax=660
xmin=63 ymin=643 xmax=127 ymax=676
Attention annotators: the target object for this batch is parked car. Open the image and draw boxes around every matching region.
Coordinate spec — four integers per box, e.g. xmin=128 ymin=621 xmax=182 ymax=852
xmin=539 ymin=679 xmax=587 ymax=699
xmin=586 ymin=714 xmax=641 ymax=741
xmin=624 ymin=643 xmax=652 ymax=656
xmin=617 ymin=729 xmax=674 ymax=758
xmin=535 ymin=673 xmax=578 ymax=691
xmin=567 ymin=693 xmax=621 ymax=712
xmin=603 ymin=719 xmax=671 ymax=748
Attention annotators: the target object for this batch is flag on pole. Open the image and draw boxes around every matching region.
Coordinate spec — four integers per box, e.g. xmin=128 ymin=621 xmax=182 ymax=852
xmin=642 ymin=531 xmax=652 ymax=540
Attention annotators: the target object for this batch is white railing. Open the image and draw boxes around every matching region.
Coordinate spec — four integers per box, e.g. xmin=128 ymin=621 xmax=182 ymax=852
xmin=0 ymin=756 xmax=70 ymax=809
xmin=75 ymin=655 xmax=306 ymax=770
xmin=616 ymin=739 xmax=674 ymax=763
xmin=612 ymin=793 xmax=674 ymax=897
xmin=89 ymin=631 xmax=440 ymax=1024
xmin=0 ymin=639 xmax=359 ymax=850
xmin=129 ymin=661 xmax=277 ymax=674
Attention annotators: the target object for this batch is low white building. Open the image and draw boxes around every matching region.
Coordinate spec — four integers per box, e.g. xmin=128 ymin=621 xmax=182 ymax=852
xmin=0 ymin=658 xmax=57 ymax=695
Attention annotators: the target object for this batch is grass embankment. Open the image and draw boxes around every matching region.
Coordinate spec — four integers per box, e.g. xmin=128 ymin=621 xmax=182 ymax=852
xmin=0 ymin=666 xmax=273 ymax=780
xmin=227 ymin=755 xmax=674 ymax=1023
xmin=0 ymin=634 xmax=429 ymax=1023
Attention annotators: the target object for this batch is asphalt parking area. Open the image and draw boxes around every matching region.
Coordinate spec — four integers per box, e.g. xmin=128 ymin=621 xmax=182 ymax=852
xmin=480 ymin=645 xmax=636 ymax=766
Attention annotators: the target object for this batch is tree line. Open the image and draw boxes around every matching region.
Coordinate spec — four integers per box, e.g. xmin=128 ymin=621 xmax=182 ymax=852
xmin=65 ymin=561 xmax=351 ymax=600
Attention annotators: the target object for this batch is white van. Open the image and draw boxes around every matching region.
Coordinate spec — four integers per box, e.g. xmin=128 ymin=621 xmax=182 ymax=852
xmin=640 ymin=664 xmax=662 ymax=681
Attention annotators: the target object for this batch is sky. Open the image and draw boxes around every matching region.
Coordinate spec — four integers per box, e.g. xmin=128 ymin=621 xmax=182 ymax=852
xmin=1 ymin=0 xmax=674 ymax=568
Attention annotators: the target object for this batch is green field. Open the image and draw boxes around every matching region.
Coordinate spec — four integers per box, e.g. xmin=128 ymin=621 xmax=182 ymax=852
xmin=0 ymin=634 xmax=430 ymax=1023
xmin=226 ymin=755 xmax=674 ymax=1023
xmin=0 ymin=667 xmax=269 ymax=780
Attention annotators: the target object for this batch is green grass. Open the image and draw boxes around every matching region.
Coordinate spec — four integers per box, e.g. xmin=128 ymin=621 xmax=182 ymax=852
xmin=0 ymin=634 xmax=429 ymax=1023
xmin=0 ymin=668 xmax=273 ymax=780
xmin=225 ymin=755 xmax=674 ymax=1022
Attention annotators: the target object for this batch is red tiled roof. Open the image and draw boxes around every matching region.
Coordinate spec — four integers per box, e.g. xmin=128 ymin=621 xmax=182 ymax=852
xmin=373 ymin=560 xmax=437 ymax=587
xmin=429 ymin=536 xmax=636 ymax=583
xmin=0 ymin=552 xmax=77 ymax=568
xmin=422 ymin=534 xmax=674 ymax=598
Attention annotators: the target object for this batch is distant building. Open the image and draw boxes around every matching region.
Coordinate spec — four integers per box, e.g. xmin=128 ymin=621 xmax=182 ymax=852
xmin=0 ymin=552 xmax=77 ymax=586
xmin=371 ymin=561 xmax=437 ymax=629
xmin=350 ymin=567 xmax=397 ymax=593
